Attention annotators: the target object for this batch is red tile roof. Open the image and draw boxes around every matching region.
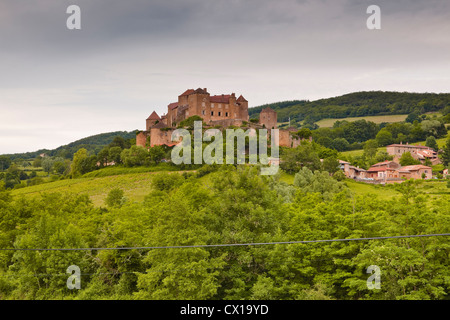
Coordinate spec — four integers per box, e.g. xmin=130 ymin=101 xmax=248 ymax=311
xmin=401 ymin=165 xmax=432 ymax=171
xmin=146 ymin=111 xmax=160 ymax=120
xmin=371 ymin=160 xmax=399 ymax=167
xmin=210 ymin=94 xmax=231 ymax=103
xmin=237 ymin=95 xmax=247 ymax=102
xmin=386 ymin=144 xmax=431 ymax=149
xmin=168 ymin=102 xmax=178 ymax=110
xmin=367 ymin=166 xmax=388 ymax=172
xmin=179 ymin=89 xmax=194 ymax=96
xmin=261 ymin=107 xmax=276 ymax=113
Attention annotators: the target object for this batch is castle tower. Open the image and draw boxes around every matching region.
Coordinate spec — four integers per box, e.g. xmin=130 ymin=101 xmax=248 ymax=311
xmin=259 ymin=107 xmax=277 ymax=129
xmin=146 ymin=111 xmax=161 ymax=131
xmin=236 ymin=95 xmax=249 ymax=121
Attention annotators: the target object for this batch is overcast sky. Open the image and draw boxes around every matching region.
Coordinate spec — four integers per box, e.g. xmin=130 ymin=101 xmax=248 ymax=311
xmin=1 ymin=0 xmax=449 ymax=154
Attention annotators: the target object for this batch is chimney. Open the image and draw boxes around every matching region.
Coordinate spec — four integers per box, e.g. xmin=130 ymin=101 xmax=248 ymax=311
xmin=203 ymin=88 xmax=207 ymax=92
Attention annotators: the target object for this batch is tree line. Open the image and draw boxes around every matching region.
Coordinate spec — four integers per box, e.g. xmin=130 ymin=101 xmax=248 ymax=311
xmin=249 ymin=91 xmax=450 ymax=123
xmin=0 ymin=166 xmax=448 ymax=300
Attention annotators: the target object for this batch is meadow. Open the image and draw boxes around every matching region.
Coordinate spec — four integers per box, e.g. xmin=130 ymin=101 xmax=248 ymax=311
xmin=12 ymin=171 xmax=161 ymax=206
xmin=11 ymin=166 xmax=449 ymax=207
xmin=339 ymin=136 xmax=448 ymax=158
xmin=314 ymin=114 xmax=408 ymax=128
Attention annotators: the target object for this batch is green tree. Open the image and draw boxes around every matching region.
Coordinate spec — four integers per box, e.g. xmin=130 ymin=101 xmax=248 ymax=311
xmin=32 ymin=157 xmax=42 ymax=168
xmin=425 ymin=136 xmax=438 ymax=151
xmin=405 ymin=111 xmax=421 ymax=123
xmin=376 ymin=129 xmax=393 ymax=146
xmin=399 ymin=152 xmax=420 ymax=166
xmin=97 ymin=147 xmax=110 ymax=167
xmin=322 ymin=157 xmax=339 ymax=174
xmin=363 ymin=139 xmax=378 ymax=159
xmin=293 ymin=167 xmax=348 ymax=201
xmin=71 ymin=148 xmax=88 ymax=178
xmin=121 ymin=146 xmax=148 ymax=167
xmin=331 ymin=138 xmax=350 ymax=152
xmin=295 ymin=128 xmax=312 ymax=139
xmin=148 ymin=145 xmax=165 ymax=164
xmin=441 ymin=137 xmax=450 ymax=166
xmin=0 ymin=156 xmax=11 ymax=171
xmin=375 ymin=151 xmax=393 ymax=163
xmin=105 ymin=188 xmax=126 ymax=208
xmin=109 ymin=146 xmax=122 ymax=164
xmin=41 ymin=157 xmax=54 ymax=175
xmin=109 ymin=136 xmax=130 ymax=149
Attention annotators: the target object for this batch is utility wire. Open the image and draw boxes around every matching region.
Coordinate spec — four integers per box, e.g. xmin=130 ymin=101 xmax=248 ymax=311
xmin=1 ymin=233 xmax=449 ymax=251
xmin=0 ymin=252 xmax=366 ymax=279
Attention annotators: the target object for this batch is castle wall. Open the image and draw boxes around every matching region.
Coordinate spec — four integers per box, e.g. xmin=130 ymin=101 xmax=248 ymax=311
xmin=136 ymin=131 xmax=149 ymax=148
xmin=209 ymin=119 xmax=245 ymax=127
xmin=259 ymin=109 xmax=277 ymax=129
xmin=150 ymin=128 xmax=175 ymax=147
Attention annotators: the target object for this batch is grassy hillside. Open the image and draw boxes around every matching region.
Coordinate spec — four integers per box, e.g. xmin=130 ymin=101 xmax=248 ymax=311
xmin=249 ymin=91 xmax=450 ymax=123
xmin=3 ymin=130 xmax=137 ymax=160
xmin=339 ymin=136 xmax=448 ymax=157
xmin=314 ymin=114 xmax=408 ymax=128
xmin=11 ymin=170 xmax=192 ymax=206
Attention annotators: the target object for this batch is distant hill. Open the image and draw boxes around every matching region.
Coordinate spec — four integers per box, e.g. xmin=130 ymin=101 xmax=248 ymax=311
xmin=249 ymin=91 xmax=450 ymax=123
xmin=3 ymin=131 xmax=137 ymax=160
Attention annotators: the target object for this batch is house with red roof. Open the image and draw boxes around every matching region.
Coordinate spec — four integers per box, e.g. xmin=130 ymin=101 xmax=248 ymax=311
xmin=386 ymin=142 xmax=440 ymax=165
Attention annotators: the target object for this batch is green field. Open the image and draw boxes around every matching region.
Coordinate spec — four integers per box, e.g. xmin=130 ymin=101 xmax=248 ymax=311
xmin=11 ymin=171 xmax=179 ymax=206
xmin=340 ymin=136 xmax=448 ymax=158
xmin=10 ymin=165 xmax=449 ymax=207
xmin=315 ymin=115 xmax=408 ymax=128
xmin=279 ymin=172 xmax=448 ymax=200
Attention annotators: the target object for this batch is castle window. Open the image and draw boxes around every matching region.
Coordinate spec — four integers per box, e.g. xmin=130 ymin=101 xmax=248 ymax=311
xmin=202 ymin=110 xmax=205 ymax=115
xmin=218 ymin=104 xmax=222 ymax=108
xmin=225 ymin=112 xmax=228 ymax=117
xmin=211 ymin=111 xmax=214 ymax=116
xmin=218 ymin=112 xmax=221 ymax=116
xmin=211 ymin=103 xmax=214 ymax=108
xmin=202 ymin=102 xmax=205 ymax=107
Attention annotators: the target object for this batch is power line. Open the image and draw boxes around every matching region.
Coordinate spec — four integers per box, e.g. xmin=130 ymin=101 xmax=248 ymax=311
xmin=1 ymin=233 xmax=449 ymax=252
xmin=0 ymin=253 xmax=366 ymax=279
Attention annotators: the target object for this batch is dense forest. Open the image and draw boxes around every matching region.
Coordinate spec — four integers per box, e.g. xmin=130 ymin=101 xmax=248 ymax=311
xmin=3 ymin=131 xmax=137 ymax=161
xmin=0 ymin=166 xmax=448 ymax=300
xmin=249 ymin=91 xmax=450 ymax=123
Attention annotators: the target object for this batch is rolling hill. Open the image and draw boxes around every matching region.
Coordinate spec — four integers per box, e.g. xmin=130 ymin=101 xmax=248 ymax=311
xmin=3 ymin=130 xmax=138 ymax=160
xmin=249 ymin=91 xmax=450 ymax=123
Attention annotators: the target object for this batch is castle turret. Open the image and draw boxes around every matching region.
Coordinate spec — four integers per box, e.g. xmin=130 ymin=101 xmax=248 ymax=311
xmin=146 ymin=111 xmax=161 ymax=131
xmin=259 ymin=107 xmax=277 ymax=129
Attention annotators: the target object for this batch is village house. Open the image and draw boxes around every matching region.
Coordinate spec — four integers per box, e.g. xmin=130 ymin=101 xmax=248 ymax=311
xmin=340 ymin=159 xmax=433 ymax=183
xmin=340 ymin=160 xmax=367 ymax=179
xmin=386 ymin=143 xmax=440 ymax=165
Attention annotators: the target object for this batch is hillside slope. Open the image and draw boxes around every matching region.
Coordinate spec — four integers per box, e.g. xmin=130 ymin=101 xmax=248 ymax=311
xmin=249 ymin=91 xmax=450 ymax=123
xmin=3 ymin=130 xmax=137 ymax=160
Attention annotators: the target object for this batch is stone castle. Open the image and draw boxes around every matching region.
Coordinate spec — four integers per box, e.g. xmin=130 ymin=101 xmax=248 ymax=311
xmin=136 ymin=88 xmax=305 ymax=148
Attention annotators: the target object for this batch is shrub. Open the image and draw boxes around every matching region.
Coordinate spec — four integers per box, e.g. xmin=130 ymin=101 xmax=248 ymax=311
xmin=105 ymin=188 xmax=126 ymax=208
xmin=152 ymin=172 xmax=184 ymax=191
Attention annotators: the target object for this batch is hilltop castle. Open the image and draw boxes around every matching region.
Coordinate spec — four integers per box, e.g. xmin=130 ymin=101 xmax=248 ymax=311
xmin=137 ymin=88 xmax=305 ymax=148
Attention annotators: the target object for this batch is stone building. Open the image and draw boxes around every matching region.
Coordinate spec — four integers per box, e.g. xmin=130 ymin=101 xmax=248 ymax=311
xmin=136 ymin=87 xmax=306 ymax=149
xmin=166 ymin=88 xmax=249 ymax=127
xmin=259 ymin=107 xmax=277 ymax=129
xmin=386 ymin=143 xmax=440 ymax=165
